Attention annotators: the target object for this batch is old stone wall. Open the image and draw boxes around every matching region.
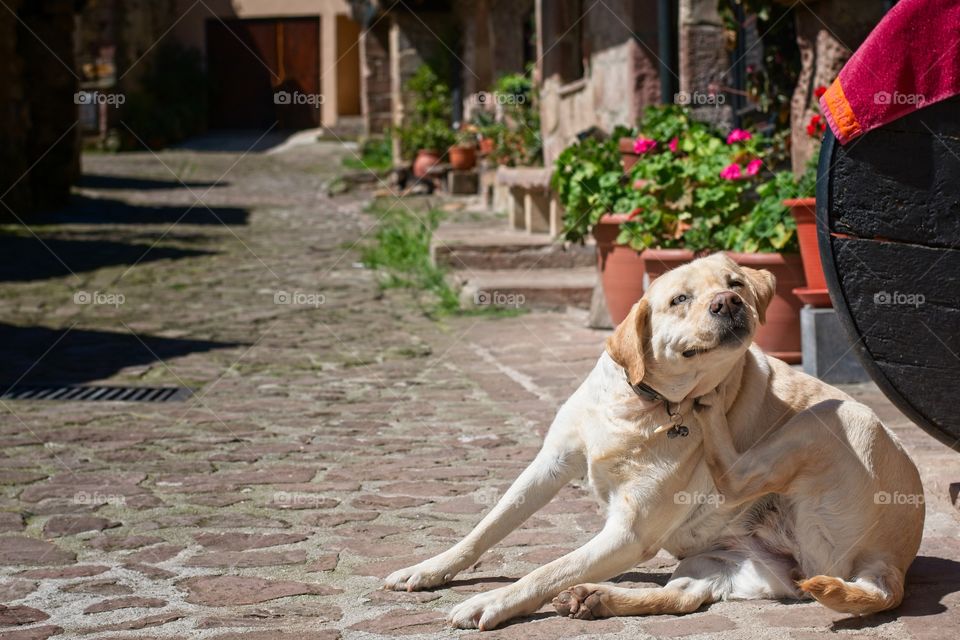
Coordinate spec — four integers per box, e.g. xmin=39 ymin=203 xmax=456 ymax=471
xmin=790 ymin=0 xmax=885 ymax=172
xmin=678 ymin=0 xmax=733 ymax=129
xmin=361 ymin=19 xmax=392 ymax=134
xmin=0 ymin=0 xmax=80 ymax=216
xmin=538 ymin=0 xmax=661 ymax=165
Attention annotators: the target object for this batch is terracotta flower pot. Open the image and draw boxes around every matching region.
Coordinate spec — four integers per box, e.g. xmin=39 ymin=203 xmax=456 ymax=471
xmin=412 ymin=149 xmax=442 ymax=178
xmin=643 ymin=249 xmax=804 ymax=364
xmin=479 ymin=137 xmax=495 ymax=155
xmin=448 ymin=145 xmax=476 ymax=171
xmin=726 ymin=251 xmax=805 ymax=363
xmin=785 ymin=197 xmax=831 ymax=307
xmin=618 ymin=137 xmax=640 ymax=172
xmin=594 ymin=213 xmax=645 ymax=325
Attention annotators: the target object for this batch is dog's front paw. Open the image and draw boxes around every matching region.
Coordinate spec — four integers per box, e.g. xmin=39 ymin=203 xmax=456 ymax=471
xmin=384 ymin=554 xmax=461 ymax=592
xmin=553 ymin=584 xmax=613 ymax=620
xmin=448 ymin=587 xmax=531 ymax=631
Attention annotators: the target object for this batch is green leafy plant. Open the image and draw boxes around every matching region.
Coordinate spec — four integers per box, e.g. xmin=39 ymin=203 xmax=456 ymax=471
xmin=554 ymin=105 xmax=803 ymax=254
xmin=359 ymin=200 xmax=524 ymax=318
xmin=342 ymin=136 xmax=392 ymax=172
xmin=484 ymin=72 xmax=543 ymax=167
xmin=396 ymin=65 xmax=456 ymax=158
xmin=551 ymin=125 xmax=639 ymax=243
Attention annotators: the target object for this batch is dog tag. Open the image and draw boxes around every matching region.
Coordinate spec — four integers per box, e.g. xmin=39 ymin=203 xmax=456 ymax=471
xmin=654 ymin=411 xmax=689 ymax=438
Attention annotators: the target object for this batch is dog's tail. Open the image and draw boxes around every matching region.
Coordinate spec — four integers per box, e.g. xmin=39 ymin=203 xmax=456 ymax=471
xmin=798 ymin=559 xmax=905 ymax=615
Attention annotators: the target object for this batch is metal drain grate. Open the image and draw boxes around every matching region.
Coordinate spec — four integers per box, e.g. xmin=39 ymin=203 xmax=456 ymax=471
xmin=0 ymin=385 xmax=193 ymax=402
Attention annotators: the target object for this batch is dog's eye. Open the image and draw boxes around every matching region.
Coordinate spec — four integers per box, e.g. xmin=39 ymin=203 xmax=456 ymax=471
xmin=729 ymin=280 xmax=744 ymax=288
xmin=671 ymin=294 xmax=688 ymax=306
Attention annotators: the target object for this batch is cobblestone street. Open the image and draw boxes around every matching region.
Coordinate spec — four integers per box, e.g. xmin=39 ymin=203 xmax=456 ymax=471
xmin=1 ymin=140 xmax=958 ymax=639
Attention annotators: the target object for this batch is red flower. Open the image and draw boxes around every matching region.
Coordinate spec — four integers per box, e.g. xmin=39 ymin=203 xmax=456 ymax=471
xmin=745 ymin=158 xmax=763 ymax=176
xmin=720 ymin=163 xmax=742 ymax=180
xmin=633 ymin=136 xmax=657 ymax=154
xmin=814 ymin=85 xmax=827 ymax=98
xmin=806 ymin=114 xmax=825 ymax=137
xmin=668 ymin=137 xmax=679 ymax=153
xmin=726 ymin=129 xmax=752 ymax=145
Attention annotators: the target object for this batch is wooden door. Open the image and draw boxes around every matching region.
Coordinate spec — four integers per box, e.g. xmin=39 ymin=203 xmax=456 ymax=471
xmin=206 ymin=17 xmax=320 ymax=130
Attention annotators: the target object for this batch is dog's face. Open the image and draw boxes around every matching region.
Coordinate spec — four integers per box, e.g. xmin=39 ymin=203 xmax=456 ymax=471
xmin=607 ymin=253 xmax=775 ymax=400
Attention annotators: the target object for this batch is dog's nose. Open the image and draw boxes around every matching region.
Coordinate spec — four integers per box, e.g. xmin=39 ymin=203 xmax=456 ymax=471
xmin=709 ymin=291 xmax=743 ymax=317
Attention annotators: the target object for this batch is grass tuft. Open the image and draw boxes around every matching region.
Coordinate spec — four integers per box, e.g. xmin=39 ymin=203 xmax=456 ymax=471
xmin=359 ymin=200 xmax=524 ymax=319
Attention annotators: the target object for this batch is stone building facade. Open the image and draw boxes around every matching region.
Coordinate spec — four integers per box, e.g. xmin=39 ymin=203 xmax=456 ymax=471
xmin=537 ymin=0 xmax=664 ymax=165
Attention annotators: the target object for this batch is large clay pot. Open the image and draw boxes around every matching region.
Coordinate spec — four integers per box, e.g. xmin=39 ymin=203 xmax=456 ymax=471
xmin=594 ymin=213 xmax=645 ymax=325
xmin=643 ymin=249 xmax=804 ymax=364
xmin=726 ymin=251 xmax=805 ymax=364
xmin=412 ymin=149 xmax=442 ymax=178
xmin=785 ymin=197 xmax=831 ymax=307
xmin=448 ymin=145 xmax=476 ymax=170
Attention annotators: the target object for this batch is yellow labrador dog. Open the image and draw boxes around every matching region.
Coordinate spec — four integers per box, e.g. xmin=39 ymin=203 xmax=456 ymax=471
xmin=385 ymin=253 xmax=924 ymax=630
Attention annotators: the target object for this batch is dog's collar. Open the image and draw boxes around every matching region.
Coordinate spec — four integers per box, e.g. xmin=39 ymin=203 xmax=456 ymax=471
xmin=629 ymin=380 xmax=664 ymax=403
xmin=628 ymin=377 xmax=690 ymax=438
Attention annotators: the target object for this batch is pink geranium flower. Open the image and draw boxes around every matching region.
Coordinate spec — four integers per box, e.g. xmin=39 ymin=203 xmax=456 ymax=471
xmin=726 ymin=129 xmax=752 ymax=144
xmin=668 ymin=137 xmax=679 ymax=153
xmin=745 ymin=158 xmax=763 ymax=176
xmin=633 ymin=136 xmax=657 ymax=154
xmin=720 ymin=163 xmax=742 ymax=180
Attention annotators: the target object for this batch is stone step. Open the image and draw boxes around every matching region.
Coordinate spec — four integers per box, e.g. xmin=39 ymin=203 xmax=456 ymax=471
xmin=453 ymin=267 xmax=596 ymax=311
xmin=432 ymin=223 xmax=595 ymax=271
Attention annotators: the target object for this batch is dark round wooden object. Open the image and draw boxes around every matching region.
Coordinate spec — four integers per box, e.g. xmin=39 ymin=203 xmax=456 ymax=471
xmin=816 ymin=96 xmax=960 ymax=451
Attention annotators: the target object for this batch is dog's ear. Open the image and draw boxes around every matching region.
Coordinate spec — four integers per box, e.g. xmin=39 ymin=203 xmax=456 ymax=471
xmin=606 ymin=298 xmax=649 ymax=385
xmin=742 ymin=267 xmax=776 ymax=325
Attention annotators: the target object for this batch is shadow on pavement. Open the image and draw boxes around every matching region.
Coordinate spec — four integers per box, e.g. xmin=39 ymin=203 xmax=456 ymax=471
xmin=0 ymin=233 xmax=214 ymax=282
xmin=0 ymin=323 xmax=243 ymax=390
xmin=37 ymin=195 xmax=249 ymax=226
xmin=77 ymin=174 xmax=228 ymax=191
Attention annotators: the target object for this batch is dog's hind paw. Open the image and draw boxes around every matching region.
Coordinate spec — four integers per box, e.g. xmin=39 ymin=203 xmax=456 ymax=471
xmin=552 ymin=584 xmax=613 ymax=620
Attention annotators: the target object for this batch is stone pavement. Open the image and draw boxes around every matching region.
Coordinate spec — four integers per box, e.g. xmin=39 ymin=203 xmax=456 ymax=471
xmin=0 ymin=139 xmax=958 ymax=640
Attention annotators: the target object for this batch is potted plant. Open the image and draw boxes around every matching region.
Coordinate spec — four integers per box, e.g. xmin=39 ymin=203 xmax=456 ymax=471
xmin=400 ymin=120 xmax=456 ymax=178
xmin=448 ymin=129 xmax=478 ymax=171
xmin=487 ymin=72 xmax=543 ymax=167
xmin=396 ymin=65 xmax=455 ymax=178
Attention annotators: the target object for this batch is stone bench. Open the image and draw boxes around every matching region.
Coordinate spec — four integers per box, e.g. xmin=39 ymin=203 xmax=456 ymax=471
xmin=494 ymin=166 xmax=563 ymax=236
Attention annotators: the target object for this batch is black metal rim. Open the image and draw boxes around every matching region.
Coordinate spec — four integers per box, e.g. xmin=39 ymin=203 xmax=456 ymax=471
xmin=816 ymin=128 xmax=959 ymax=451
